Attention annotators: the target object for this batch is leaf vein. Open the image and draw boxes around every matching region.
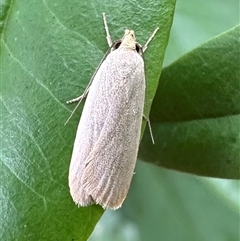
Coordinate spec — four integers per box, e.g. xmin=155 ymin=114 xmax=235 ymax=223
xmin=2 ymin=40 xmax=71 ymax=112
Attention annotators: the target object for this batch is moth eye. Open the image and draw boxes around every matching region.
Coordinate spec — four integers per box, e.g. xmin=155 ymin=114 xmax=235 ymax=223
xmin=111 ymin=41 xmax=122 ymax=50
xmin=136 ymin=44 xmax=141 ymax=53
xmin=115 ymin=42 xmax=121 ymax=49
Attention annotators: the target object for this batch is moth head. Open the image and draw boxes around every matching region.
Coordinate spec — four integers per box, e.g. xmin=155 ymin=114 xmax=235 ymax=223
xmin=111 ymin=29 xmax=143 ymax=56
xmin=120 ymin=29 xmax=136 ymax=50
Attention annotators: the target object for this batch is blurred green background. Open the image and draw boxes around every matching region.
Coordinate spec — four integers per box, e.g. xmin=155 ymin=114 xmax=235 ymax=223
xmin=89 ymin=0 xmax=240 ymax=240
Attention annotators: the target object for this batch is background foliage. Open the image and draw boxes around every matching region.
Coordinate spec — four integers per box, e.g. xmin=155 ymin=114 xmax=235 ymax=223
xmin=89 ymin=0 xmax=240 ymax=240
xmin=1 ymin=0 xmax=174 ymax=240
xmin=0 ymin=0 xmax=239 ymax=240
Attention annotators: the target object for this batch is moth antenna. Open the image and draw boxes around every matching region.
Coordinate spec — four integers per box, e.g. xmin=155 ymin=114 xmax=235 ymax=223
xmin=64 ymin=47 xmax=112 ymax=126
xmin=103 ymin=13 xmax=113 ymax=47
xmin=142 ymin=27 xmax=159 ymax=52
xmin=64 ymin=98 xmax=84 ymax=126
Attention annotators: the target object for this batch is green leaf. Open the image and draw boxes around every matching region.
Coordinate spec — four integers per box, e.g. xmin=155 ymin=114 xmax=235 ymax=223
xmin=0 ymin=0 xmax=176 ymax=240
xmin=127 ymin=164 xmax=240 ymax=241
xmin=139 ymin=25 xmax=240 ymax=179
xmin=88 ymin=1 xmax=240 ymax=240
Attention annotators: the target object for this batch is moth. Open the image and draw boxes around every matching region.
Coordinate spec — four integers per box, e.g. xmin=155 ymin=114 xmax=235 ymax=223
xmin=68 ymin=13 xmax=158 ymax=210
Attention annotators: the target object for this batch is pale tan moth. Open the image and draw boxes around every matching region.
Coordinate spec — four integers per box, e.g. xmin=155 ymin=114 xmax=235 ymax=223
xmin=67 ymin=13 xmax=158 ymax=210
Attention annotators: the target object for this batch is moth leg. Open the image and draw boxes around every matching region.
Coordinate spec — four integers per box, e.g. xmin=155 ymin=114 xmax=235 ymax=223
xmin=102 ymin=13 xmax=113 ymax=47
xmin=143 ymin=114 xmax=155 ymax=144
xmin=142 ymin=27 xmax=159 ymax=53
xmin=64 ymin=86 xmax=90 ymax=125
xmin=66 ymin=86 xmax=90 ymax=104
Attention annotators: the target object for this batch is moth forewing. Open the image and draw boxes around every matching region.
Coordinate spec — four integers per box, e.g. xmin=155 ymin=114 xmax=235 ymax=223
xmin=69 ymin=45 xmax=145 ymax=209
